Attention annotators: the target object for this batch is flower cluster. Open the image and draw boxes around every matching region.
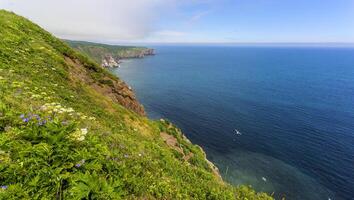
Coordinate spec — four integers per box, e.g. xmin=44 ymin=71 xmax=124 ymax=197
xmin=70 ymin=128 xmax=88 ymax=142
xmin=0 ymin=185 xmax=8 ymax=190
xmin=20 ymin=113 xmax=48 ymax=126
xmin=40 ymin=102 xmax=95 ymax=121
xmin=40 ymin=102 xmax=75 ymax=114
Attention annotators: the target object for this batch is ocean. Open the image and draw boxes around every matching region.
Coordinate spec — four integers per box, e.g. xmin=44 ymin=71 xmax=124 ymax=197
xmin=111 ymin=46 xmax=354 ymax=200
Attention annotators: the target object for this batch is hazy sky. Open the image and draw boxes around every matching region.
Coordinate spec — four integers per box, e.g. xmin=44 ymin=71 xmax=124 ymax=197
xmin=1 ymin=0 xmax=354 ymax=43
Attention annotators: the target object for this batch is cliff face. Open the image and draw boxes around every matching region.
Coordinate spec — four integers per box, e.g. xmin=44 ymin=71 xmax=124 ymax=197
xmin=64 ymin=56 xmax=145 ymax=116
xmin=65 ymin=40 xmax=155 ymax=68
xmin=102 ymin=55 xmax=120 ymax=68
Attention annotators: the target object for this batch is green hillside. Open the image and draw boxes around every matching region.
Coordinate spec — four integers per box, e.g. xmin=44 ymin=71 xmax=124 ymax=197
xmin=0 ymin=10 xmax=272 ymax=199
xmin=65 ymin=40 xmax=154 ymax=65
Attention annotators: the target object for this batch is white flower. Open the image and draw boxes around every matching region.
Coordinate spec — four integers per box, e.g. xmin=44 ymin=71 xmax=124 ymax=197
xmin=67 ymin=108 xmax=74 ymax=113
xmin=71 ymin=128 xmax=88 ymax=142
xmin=80 ymin=128 xmax=88 ymax=136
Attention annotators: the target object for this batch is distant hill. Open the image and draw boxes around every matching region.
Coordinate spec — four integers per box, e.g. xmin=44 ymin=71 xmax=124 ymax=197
xmin=0 ymin=10 xmax=272 ymax=199
xmin=65 ymin=40 xmax=154 ymax=68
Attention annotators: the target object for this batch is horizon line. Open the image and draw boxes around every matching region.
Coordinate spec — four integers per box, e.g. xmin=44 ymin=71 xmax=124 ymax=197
xmin=63 ymin=39 xmax=354 ymax=47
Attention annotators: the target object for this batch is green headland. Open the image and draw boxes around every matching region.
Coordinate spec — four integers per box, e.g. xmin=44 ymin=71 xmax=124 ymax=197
xmin=0 ymin=10 xmax=272 ymax=199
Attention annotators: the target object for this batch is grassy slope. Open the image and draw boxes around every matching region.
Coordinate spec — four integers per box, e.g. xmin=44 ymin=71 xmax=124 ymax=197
xmin=0 ymin=10 xmax=272 ymax=199
xmin=65 ymin=40 xmax=151 ymax=64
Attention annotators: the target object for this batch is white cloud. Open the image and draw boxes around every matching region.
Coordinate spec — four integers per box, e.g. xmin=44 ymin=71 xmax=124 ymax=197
xmin=155 ymin=30 xmax=187 ymax=37
xmin=0 ymin=0 xmax=172 ymax=42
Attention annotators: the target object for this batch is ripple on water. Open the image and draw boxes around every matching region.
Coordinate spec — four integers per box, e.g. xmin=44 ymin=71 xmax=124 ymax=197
xmin=209 ymin=150 xmax=335 ymax=200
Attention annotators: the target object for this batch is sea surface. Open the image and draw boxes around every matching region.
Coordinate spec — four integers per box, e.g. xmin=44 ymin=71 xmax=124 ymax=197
xmin=111 ymin=46 xmax=354 ymax=200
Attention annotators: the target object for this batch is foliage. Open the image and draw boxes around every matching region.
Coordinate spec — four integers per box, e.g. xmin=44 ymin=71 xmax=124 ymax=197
xmin=0 ymin=10 xmax=273 ymax=199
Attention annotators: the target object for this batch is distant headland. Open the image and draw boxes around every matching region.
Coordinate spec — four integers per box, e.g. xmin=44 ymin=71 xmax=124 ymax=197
xmin=65 ymin=40 xmax=154 ymax=68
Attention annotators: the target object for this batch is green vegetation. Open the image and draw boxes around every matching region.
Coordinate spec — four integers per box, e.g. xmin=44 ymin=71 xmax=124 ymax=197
xmin=66 ymin=40 xmax=153 ymax=64
xmin=0 ymin=10 xmax=272 ymax=199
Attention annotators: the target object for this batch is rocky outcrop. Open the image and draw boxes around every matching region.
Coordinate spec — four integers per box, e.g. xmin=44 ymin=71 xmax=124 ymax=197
xmin=100 ymin=49 xmax=154 ymax=68
xmin=64 ymin=56 xmax=145 ymax=116
xmin=102 ymin=55 xmax=120 ymax=68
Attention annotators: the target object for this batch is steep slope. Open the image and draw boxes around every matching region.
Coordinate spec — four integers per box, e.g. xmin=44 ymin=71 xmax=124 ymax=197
xmin=66 ymin=40 xmax=154 ymax=68
xmin=0 ymin=10 xmax=272 ymax=199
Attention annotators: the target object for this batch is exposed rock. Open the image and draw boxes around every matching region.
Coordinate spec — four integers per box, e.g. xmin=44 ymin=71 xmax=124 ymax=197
xmin=102 ymin=55 xmax=120 ymax=68
xmin=64 ymin=56 xmax=145 ymax=116
xmin=101 ymin=49 xmax=155 ymax=68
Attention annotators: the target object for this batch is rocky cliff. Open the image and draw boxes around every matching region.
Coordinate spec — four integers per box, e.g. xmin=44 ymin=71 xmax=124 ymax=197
xmin=64 ymin=56 xmax=145 ymax=116
xmin=101 ymin=55 xmax=120 ymax=68
xmin=65 ymin=40 xmax=154 ymax=68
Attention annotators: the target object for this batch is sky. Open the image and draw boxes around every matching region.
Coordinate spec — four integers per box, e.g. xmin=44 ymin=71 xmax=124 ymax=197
xmin=1 ymin=0 xmax=354 ymax=44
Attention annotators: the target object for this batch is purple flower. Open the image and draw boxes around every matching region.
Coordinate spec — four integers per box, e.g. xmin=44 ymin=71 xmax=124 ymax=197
xmin=23 ymin=118 xmax=29 ymax=123
xmin=1 ymin=185 xmax=8 ymax=190
xmin=33 ymin=114 xmax=41 ymax=120
xmin=20 ymin=114 xmax=25 ymax=119
xmin=38 ymin=120 xmax=46 ymax=126
xmin=75 ymin=159 xmax=85 ymax=168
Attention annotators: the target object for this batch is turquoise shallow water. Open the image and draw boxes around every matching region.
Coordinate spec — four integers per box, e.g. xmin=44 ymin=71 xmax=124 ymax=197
xmin=111 ymin=46 xmax=354 ymax=200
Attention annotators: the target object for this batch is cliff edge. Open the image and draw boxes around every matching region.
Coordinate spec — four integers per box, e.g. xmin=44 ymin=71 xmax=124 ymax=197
xmin=0 ymin=10 xmax=272 ymax=199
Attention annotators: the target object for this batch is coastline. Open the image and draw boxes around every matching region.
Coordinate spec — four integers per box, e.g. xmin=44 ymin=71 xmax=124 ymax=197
xmin=111 ymin=45 xmax=347 ymax=199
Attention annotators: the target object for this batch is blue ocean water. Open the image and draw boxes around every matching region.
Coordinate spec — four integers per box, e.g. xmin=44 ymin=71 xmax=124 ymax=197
xmin=111 ymin=46 xmax=354 ymax=200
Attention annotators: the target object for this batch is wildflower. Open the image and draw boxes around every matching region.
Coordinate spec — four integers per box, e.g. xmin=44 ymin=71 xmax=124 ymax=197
xmin=75 ymin=159 xmax=85 ymax=168
xmin=78 ymin=136 xmax=85 ymax=141
xmin=138 ymin=153 xmax=142 ymax=157
xmin=33 ymin=114 xmax=40 ymax=120
xmin=67 ymin=108 xmax=74 ymax=113
xmin=20 ymin=114 xmax=25 ymax=119
xmin=81 ymin=128 xmax=88 ymax=136
xmin=71 ymin=128 xmax=88 ymax=141
xmin=23 ymin=118 xmax=30 ymax=123
xmin=40 ymin=105 xmax=47 ymax=111
xmin=0 ymin=185 xmax=8 ymax=190
xmin=38 ymin=120 xmax=46 ymax=126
